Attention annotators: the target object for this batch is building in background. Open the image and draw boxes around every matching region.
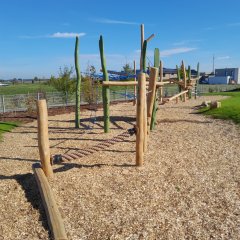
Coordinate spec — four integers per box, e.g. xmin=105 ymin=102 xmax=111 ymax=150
xmin=215 ymin=68 xmax=240 ymax=84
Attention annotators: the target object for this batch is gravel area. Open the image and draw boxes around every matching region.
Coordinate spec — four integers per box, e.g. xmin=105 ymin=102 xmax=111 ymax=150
xmin=0 ymin=96 xmax=239 ymax=239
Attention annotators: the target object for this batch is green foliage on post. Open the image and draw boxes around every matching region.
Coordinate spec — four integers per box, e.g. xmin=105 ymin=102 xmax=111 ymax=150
xmin=99 ymin=35 xmax=110 ymax=133
xmin=74 ymin=36 xmax=81 ymax=128
xmin=176 ymin=65 xmax=182 ymax=100
xmin=142 ymin=40 xmax=147 ymax=72
xmin=154 ymin=48 xmax=160 ymax=68
xmin=150 ymin=48 xmax=160 ymax=130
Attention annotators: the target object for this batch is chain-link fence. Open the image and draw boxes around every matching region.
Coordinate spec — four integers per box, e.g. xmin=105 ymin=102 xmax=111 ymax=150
xmin=0 ymin=88 xmax=135 ymax=113
xmin=0 ymin=84 xmax=239 ymax=113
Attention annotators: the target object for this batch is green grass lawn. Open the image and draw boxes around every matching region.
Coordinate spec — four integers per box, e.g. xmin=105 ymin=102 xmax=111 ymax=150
xmin=0 ymin=83 xmax=56 ymax=95
xmin=0 ymin=122 xmax=19 ymax=140
xmin=200 ymin=90 xmax=240 ymax=124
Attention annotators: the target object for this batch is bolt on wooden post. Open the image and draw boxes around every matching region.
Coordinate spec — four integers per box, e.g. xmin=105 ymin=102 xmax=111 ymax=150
xmin=37 ymin=99 xmax=53 ymax=178
xmin=136 ymin=73 xmax=146 ymax=166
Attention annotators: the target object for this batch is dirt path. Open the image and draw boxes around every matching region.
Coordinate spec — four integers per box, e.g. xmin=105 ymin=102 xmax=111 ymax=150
xmin=0 ymin=96 xmax=239 ymax=239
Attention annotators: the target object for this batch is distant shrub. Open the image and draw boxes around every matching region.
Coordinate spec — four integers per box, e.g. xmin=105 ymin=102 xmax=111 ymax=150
xmin=25 ymin=96 xmax=36 ymax=115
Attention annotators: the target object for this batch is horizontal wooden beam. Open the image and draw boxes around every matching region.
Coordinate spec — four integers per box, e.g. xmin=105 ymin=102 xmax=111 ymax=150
xmin=33 ymin=163 xmax=68 ymax=240
xmin=102 ymin=81 xmax=169 ymax=87
xmin=167 ymin=90 xmax=189 ymax=101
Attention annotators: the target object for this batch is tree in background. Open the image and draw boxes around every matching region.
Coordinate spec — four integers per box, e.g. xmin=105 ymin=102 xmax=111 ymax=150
xmin=48 ymin=66 xmax=75 ymax=104
xmin=122 ymin=63 xmax=134 ymax=74
xmin=82 ymin=64 xmax=99 ymax=105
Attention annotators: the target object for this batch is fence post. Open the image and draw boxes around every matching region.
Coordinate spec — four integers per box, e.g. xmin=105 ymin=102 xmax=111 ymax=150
xmin=125 ymin=86 xmax=127 ymax=100
xmin=2 ymin=95 xmax=5 ymax=113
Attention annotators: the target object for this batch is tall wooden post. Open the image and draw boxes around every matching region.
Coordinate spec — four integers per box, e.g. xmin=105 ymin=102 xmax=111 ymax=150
xmin=133 ymin=60 xmax=137 ymax=106
xmin=188 ymin=65 xmax=192 ymax=99
xmin=159 ymin=60 xmax=163 ymax=103
xmin=150 ymin=49 xmax=160 ymax=130
xmin=136 ymin=73 xmax=146 ymax=166
xmin=99 ymin=35 xmax=110 ymax=133
xmin=147 ymin=67 xmax=159 ymax=133
xmin=37 ymin=100 xmax=53 ymax=178
xmin=195 ymin=62 xmax=200 ymax=99
xmin=182 ymin=61 xmax=187 ymax=102
xmin=140 ymin=24 xmax=144 ymax=71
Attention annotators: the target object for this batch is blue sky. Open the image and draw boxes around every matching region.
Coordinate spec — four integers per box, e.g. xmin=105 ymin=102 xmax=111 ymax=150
xmin=1 ymin=0 xmax=240 ymax=79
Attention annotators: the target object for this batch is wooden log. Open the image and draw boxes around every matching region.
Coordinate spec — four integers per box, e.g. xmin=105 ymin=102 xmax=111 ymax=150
xmin=102 ymin=81 xmax=165 ymax=87
xmin=136 ymin=73 xmax=146 ymax=166
xmin=167 ymin=90 xmax=189 ymax=102
xmin=147 ymin=67 xmax=159 ymax=133
xmin=33 ymin=163 xmax=68 ymax=240
xmin=210 ymin=101 xmax=221 ymax=109
xmin=37 ymin=100 xmax=53 ymax=178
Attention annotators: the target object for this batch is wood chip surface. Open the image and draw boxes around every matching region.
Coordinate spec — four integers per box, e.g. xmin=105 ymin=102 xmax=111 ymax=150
xmin=0 ymin=96 xmax=239 ymax=239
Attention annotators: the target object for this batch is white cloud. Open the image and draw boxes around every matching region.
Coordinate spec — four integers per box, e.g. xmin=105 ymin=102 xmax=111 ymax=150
xmin=93 ymin=18 xmax=139 ymax=25
xmin=162 ymin=47 xmax=197 ymax=57
xmin=216 ymin=56 xmax=230 ymax=60
xmin=20 ymin=32 xmax=86 ymax=39
xmin=49 ymin=32 xmax=86 ymax=38
xmin=173 ymin=39 xmax=203 ymax=46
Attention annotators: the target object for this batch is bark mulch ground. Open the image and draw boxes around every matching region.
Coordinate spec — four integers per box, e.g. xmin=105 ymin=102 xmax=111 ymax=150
xmin=0 ymin=96 xmax=239 ymax=239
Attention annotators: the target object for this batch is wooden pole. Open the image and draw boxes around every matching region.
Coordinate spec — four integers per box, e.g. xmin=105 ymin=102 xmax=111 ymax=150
xmin=133 ymin=60 xmax=137 ymax=106
xmin=143 ymin=75 xmax=147 ymax=152
xmin=102 ymin=81 xmax=165 ymax=87
xmin=150 ymin=48 xmax=160 ymax=130
xmin=136 ymin=73 xmax=146 ymax=166
xmin=140 ymin=24 xmax=144 ymax=71
xmin=147 ymin=67 xmax=159 ymax=133
xmin=182 ymin=61 xmax=187 ymax=102
xmin=159 ymin=60 xmax=163 ymax=103
xmin=99 ymin=35 xmax=110 ymax=133
xmin=33 ymin=163 xmax=68 ymax=240
xmin=37 ymin=100 xmax=53 ymax=178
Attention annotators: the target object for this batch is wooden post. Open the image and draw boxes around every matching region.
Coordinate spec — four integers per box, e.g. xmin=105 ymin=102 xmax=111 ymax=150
xmin=195 ymin=62 xmax=200 ymax=99
xmin=143 ymin=75 xmax=147 ymax=152
xmin=99 ymin=35 xmax=110 ymax=133
xmin=188 ymin=65 xmax=192 ymax=99
xmin=182 ymin=61 xmax=187 ymax=102
xmin=159 ymin=60 xmax=163 ymax=103
xmin=37 ymin=100 xmax=53 ymax=178
xmin=33 ymin=163 xmax=67 ymax=240
xmin=136 ymin=73 xmax=146 ymax=166
xmin=140 ymin=24 xmax=144 ymax=71
xmin=133 ymin=60 xmax=137 ymax=106
xmin=147 ymin=67 xmax=159 ymax=133
xmin=150 ymin=48 xmax=160 ymax=131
